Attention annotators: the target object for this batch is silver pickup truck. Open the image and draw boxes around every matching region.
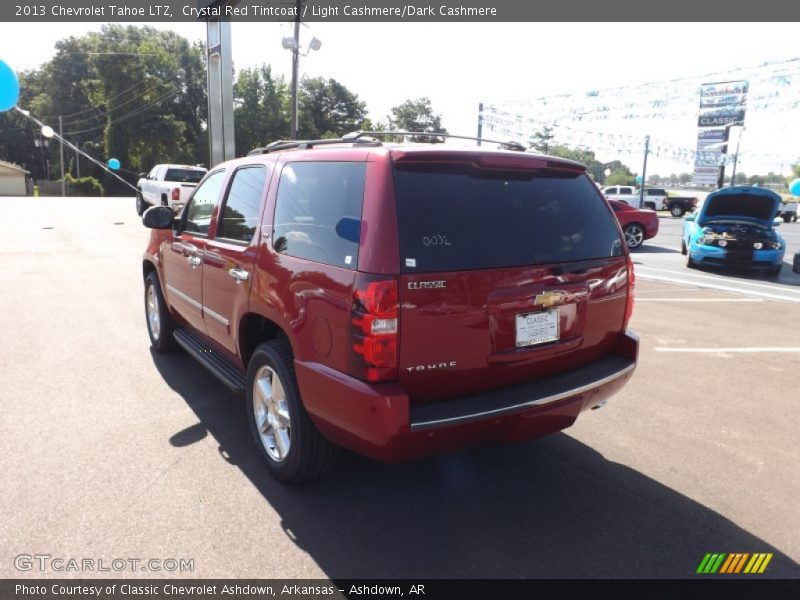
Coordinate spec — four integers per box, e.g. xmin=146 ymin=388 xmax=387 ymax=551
xmin=136 ymin=164 xmax=207 ymax=215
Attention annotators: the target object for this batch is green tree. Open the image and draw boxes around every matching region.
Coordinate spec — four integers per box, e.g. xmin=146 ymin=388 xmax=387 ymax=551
xmin=234 ymin=65 xmax=290 ymax=155
xmin=387 ymin=97 xmax=447 ymax=143
xmin=298 ymin=76 xmax=368 ymax=139
xmin=530 ymin=126 xmax=555 ymax=154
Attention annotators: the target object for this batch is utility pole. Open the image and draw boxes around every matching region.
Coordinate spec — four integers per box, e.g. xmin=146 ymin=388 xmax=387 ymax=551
xmin=716 ymin=121 xmax=744 ymax=189
xmin=59 ymin=115 xmax=65 ymax=197
xmin=477 ymin=102 xmax=483 ymax=147
xmin=638 ymin=135 xmax=650 ymax=208
xmin=290 ymin=0 xmax=301 ymax=140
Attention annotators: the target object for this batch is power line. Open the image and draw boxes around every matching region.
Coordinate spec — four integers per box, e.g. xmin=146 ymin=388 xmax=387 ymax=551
xmin=63 ymin=88 xmax=178 ymax=135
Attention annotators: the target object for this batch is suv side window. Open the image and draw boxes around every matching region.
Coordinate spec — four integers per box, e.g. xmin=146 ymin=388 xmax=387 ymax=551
xmin=618 ymin=187 xmax=632 ymax=195
xmin=183 ymin=171 xmax=226 ymax=236
xmin=273 ymin=162 xmax=366 ymax=269
xmin=217 ymin=166 xmax=267 ymax=243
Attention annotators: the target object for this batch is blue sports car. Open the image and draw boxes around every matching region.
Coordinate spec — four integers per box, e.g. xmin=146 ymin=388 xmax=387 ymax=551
xmin=682 ymin=186 xmax=785 ymax=276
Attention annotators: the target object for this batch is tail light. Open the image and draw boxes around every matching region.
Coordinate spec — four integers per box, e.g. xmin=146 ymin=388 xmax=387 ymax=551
xmin=349 ymin=275 xmax=399 ymax=382
xmin=171 ymin=187 xmax=180 ymax=202
xmin=623 ymin=258 xmax=635 ymax=330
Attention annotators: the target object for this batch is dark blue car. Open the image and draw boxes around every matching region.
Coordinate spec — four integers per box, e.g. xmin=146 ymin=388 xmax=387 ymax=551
xmin=681 ymin=186 xmax=785 ymax=276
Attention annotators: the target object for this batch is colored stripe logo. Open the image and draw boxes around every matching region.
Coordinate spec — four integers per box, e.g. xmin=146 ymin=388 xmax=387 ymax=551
xmin=697 ymin=552 xmax=773 ymax=574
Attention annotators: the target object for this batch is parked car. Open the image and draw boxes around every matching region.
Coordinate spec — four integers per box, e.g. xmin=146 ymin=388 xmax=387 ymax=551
xmin=141 ymin=135 xmax=638 ymax=481
xmin=608 ymin=200 xmax=659 ymax=249
xmin=681 ymin=186 xmax=785 ymax=276
xmin=603 ymin=185 xmax=697 ymax=216
xmin=136 ymin=164 xmax=208 ymax=216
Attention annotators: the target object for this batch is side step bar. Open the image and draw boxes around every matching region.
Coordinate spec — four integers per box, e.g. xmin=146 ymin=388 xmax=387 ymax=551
xmin=173 ymin=328 xmax=246 ymax=394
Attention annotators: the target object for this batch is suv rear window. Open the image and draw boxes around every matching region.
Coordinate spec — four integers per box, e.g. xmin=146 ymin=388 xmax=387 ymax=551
xmin=273 ymin=162 xmax=366 ymax=269
xmin=394 ymin=164 xmax=623 ymax=273
xmin=165 ymin=168 xmax=206 ymax=184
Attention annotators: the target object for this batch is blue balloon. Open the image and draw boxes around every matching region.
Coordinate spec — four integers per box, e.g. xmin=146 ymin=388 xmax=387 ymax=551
xmin=635 ymin=175 xmax=643 ymax=185
xmin=107 ymin=158 xmax=121 ymax=171
xmin=0 ymin=59 xmax=20 ymax=112
xmin=790 ymin=178 xmax=800 ymax=196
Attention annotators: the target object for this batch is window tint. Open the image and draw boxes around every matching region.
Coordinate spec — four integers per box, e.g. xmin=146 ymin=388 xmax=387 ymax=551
xmin=218 ymin=166 xmax=267 ymax=243
xmin=165 ymin=168 xmax=206 ymax=184
xmin=618 ymin=187 xmax=632 ymax=195
xmin=394 ymin=164 xmax=623 ymax=273
xmin=646 ymin=188 xmax=665 ymax=196
xmin=273 ymin=162 xmax=366 ymax=269
xmin=184 ymin=171 xmax=225 ymax=236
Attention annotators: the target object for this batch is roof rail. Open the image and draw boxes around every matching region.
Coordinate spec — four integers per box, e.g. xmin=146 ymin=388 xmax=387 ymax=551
xmin=247 ymin=135 xmax=382 ymax=156
xmin=246 ymin=130 xmax=528 ymax=156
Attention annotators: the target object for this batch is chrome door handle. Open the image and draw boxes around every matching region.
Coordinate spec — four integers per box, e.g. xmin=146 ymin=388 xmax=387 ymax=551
xmin=228 ymin=268 xmax=249 ymax=283
xmin=188 ymin=256 xmax=202 ymax=268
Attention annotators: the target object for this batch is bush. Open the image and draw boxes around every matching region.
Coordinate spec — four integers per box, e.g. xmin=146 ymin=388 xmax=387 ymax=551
xmin=64 ymin=174 xmax=104 ymax=197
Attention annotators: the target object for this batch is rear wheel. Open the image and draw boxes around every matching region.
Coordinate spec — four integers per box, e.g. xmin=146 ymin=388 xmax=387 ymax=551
xmin=136 ymin=192 xmax=148 ymax=216
xmin=670 ymin=203 xmax=686 ymax=217
xmin=623 ymin=223 xmax=645 ymax=249
xmin=783 ymin=214 xmax=792 ymax=223
xmin=680 ymin=239 xmax=687 ymax=255
xmin=144 ymin=272 xmax=176 ymax=352
xmin=246 ymin=339 xmax=338 ymax=482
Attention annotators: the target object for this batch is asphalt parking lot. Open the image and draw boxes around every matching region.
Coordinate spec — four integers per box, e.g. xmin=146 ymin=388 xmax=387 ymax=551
xmin=1 ymin=197 xmax=798 ymax=579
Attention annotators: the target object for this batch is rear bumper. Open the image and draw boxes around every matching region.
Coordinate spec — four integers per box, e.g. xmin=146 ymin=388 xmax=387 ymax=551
xmin=296 ymin=331 xmax=639 ymax=462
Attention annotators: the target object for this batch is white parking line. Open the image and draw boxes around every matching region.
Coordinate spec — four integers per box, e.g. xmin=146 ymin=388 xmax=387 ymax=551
xmin=634 ymin=270 xmax=800 ymax=304
xmin=655 ymin=347 xmax=800 ymax=353
xmin=636 ymin=265 xmax=798 ymax=293
xmin=637 ymin=298 xmax=763 ymax=302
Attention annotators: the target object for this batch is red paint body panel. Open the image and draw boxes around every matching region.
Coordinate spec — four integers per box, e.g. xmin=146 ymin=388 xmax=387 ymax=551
xmin=143 ymin=144 xmax=639 ymax=463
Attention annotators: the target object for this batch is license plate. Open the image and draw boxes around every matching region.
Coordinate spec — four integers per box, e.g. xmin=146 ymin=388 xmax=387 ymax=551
xmin=516 ymin=310 xmax=559 ymax=348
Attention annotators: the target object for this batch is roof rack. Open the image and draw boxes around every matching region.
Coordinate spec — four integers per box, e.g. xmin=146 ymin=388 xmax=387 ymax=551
xmin=247 ymin=130 xmax=527 ymax=156
xmin=346 ymin=131 xmax=527 ymax=152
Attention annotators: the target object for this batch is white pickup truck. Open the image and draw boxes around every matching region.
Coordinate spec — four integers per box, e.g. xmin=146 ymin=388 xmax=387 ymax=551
xmin=136 ymin=164 xmax=207 ymax=216
xmin=778 ymin=197 xmax=798 ymax=223
xmin=601 ymin=185 xmax=697 ymax=216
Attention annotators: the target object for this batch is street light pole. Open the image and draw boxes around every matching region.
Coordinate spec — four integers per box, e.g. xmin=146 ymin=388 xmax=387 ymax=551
xmin=477 ymin=102 xmax=483 ymax=147
xmin=290 ymin=1 xmax=301 ymax=140
xmin=639 ymin=135 xmax=650 ymax=208
xmin=716 ymin=121 xmax=744 ymax=189
xmin=730 ymin=128 xmax=744 ymax=186
xmin=59 ymin=115 xmax=65 ymax=197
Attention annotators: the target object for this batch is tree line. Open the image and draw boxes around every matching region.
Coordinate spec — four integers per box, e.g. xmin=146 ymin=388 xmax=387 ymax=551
xmin=0 ymin=25 xmax=446 ymax=195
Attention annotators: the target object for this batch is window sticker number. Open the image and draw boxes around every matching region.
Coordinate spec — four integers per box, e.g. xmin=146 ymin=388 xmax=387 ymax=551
xmin=422 ymin=234 xmax=452 ymax=247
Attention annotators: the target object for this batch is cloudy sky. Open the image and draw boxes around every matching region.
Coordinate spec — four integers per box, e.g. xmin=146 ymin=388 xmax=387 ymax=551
xmin=1 ymin=21 xmax=798 ymax=176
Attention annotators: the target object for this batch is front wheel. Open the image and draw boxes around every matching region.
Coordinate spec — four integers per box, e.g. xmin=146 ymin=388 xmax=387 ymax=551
xmin=686 ymin=250 xmax=696 ymax=269
xmin=680 ymin=239 xmax=687 ymax=255
xmin=624 ymin=223 xmax=645 ymax=250
xmin=670 ymin=204 xmax=686 ymax=217
xmin=144 ymin=272 xmax=176 ymax=352
xmin=783 ymin=214 xmax=792 ymax=224
xmin=767 ymin=264 xmax=782 ymax=278
xmin=246 ymin=339 xmax=338 ymax=482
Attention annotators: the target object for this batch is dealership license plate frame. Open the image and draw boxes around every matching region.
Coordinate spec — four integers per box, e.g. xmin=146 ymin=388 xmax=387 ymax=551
xmin=516 ymin=309 xmax=560 ymax=348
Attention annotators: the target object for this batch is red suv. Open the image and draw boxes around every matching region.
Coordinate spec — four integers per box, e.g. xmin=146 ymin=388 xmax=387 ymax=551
xmin=142 ymin=134 xmax=638 ymax=481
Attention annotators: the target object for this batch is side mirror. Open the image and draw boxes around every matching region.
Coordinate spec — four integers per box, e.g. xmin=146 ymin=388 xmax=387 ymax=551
xmin=684 ymin=214 xmax=696 ymax=222
xmin=143 ymin=206 xmax=174 ymax=229
xmin=335 ymin=216 xmax=361 ymax=244
xmin=139 ymin=172 xmax=147 ymax=179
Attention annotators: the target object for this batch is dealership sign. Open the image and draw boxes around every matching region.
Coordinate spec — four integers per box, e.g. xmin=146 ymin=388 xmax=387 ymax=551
xmin=693 ymin=80 xmax=748 ymax=185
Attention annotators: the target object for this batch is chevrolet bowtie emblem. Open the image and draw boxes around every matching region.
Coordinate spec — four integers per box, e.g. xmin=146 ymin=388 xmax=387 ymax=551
xmin=534 ymin=291 xmax=566 ymax=308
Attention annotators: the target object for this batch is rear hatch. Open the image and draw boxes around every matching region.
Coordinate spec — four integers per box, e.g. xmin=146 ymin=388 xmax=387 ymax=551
xmin=392 ymin=152 xmax=630 ymax=403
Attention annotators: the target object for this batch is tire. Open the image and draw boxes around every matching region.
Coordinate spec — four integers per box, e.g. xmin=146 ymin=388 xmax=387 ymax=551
xmin=686 ymin=250 xmax=696 ymax=269
xmin=669 ymin=203 xmax=686 ymax=217
xmin=144 ymin=271 xmax=176 ymax=352
xmin=246 ymin=339 xmax=338 ymax=482
xmin=623 ymin=223 xmax=645 ymax=250
xmin=767 ymin=264 xmax=782 ymax=277
xmin=783 ymin=214 xmax=792 ymax=224
xmin=136 ymin=192 xmax=152 ymax=216
xmin=680 ymin=239 xmax=687 ymax=256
